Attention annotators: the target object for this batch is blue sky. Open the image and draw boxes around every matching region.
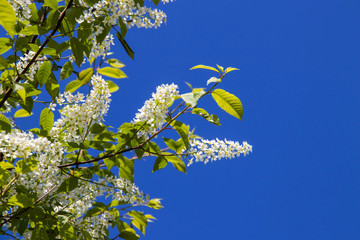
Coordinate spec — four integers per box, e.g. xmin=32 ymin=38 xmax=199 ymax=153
xmin=105 ymin=0 xmax=360 ymax=239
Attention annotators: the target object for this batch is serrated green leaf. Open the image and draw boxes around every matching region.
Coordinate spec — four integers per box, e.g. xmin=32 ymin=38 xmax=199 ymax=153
xmin=207 ymin=77 xmax=221 ymax=85
xmin=106 ymin=80 xmax=119 ymax=93
xmin=0 ymin=37 xmax=12 ymax=55
xmin=35 ymin=61 xmax=51 ymax=86
xmin=108 ymin=58 xmax=125 ymax=68
xmin=152 ymin=156 xmax=167 ymax=172
xmin=40 ymin=108 xmax=54 ymax=132
xmin=44 ymin=0 xmax=58 ymax=9
xmin=60 ymin=61 xmax=73 ymax=80
xmin=0 ymin=0 xmax=16 ymax=37
xmin=0 ymin=113 xmax=11 ymax=132
xmin=212 ymin=89 xmax=243 ymax=120
xmin=14 ymin=109 xmax=32 ymax=118
xmin=98 ymin=67 xmax=127 ymax=79
xmin=225 ymin=67 xmax=240 ymax=74
xmin=64 ymin=80 xmax=82 ymax=93
xmin=190 ymin=64 xmax=220 ymax=73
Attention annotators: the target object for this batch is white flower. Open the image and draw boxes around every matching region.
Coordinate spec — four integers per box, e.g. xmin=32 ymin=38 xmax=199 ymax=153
xmin=187 ymin=138 xmax=252 ymax=166
xmin=133 ymin=83 xmax=179 ymax=138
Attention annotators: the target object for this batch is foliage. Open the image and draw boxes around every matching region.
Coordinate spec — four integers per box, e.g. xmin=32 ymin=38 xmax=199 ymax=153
xmin=0 ymin=0 xmax=252 ymax=239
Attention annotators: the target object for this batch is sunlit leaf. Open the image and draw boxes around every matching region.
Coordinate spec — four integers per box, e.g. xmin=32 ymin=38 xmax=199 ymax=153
xmin=98 ymin=67 xmax=127 ymax=79
xmin=190 ymin=64 xmax=220 ymax=73
xmin=212 ymin=89 xmax=243 ymax=120
xmin=0 ymin=0 xmax=16 ymax=37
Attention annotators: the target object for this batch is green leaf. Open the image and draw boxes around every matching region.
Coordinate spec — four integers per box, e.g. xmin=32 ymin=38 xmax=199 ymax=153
xmin=0 ymin=37 xmax=12 ymax=54
xmin=0 ymin=0 xmax=16 ymax=37
xmin=60 ymin=223 xmax=76 ymax=240
xmin=128 ymin=211 xmax=148 ymax=235
xmin=78 ymin=68 xmax=93 ymax=84
xmin=32 ymin=224 xmax=49 ymax=240
xmin=152 ymin=156 xmax=167 ymax=172
xmin=212 ymin=89 xmax=243 ymax=120
xmin=147 ymin=198 xmax=163 ymax=210
xmin=116 ymin=31 xmax=134 ymax=60
xmin=70 ymin=37 xmax=84 ymax=67
xmin=207 ymin=77 xmax=221 ymax=85
xmin=192 ymin=108 xmax=221 ymax=126
xmin=44 ymin=0 xmax=58 ymax=10
xmin=35 ymin=61 xmax=52 ymax=86
xmin=225 ymin=67 xmax=239 ymax=74
xmin=0 ymin=55 xmax=8 ymax=69
xmin=152 ymin=0 xmax=161 ymax=6
xmin=190 ymin=64 xmax=220 ymax=73
xmin=19 ymin=25 xmax=47 ymax=36
xmin=57 ymin=176 xmax=78 ymax=193
xmin=14 ymin=109 xmax=33 ymax=118
xmin=98 ymin=67 xmax=127 ymax=79
xmin=180 ymin=89 xmax=205 ymax=108
xmin=64 ymin=80 xmax=82 ymax=93
xmin=106 ymin=80 xmax=119 ymax=93
xmin=118 ymin=18 xmax=127 ymax=39
xmin=217 ymin=64 xmax=224 ymax=73
xmin=117 ymin=155 xmax=134 ymax=182
xmin=174 ymin=126 xmax=189 ymax=150
xmin=163 ymin=137 xmax=183 ymax=152
xmin=14 ymin=84 xmax=26 ymax=104
xmin=45 ymin=73 xmax=59 ymax=100
xmin=60 ymin=61 xmax=73 ymax=80
xmin=15 ymin=158 xmax=38 ymax=174
xmin=8 ymin=194 xmax=33 ymax=208
xmin=17 ymin=218 xmax=29 ymax=236
xmin=108 ymin=58 xmax=125 ymax=68
xmin=0 ymin=113 xmax=11 ymax=132
xmin=40 ymin=108 xmax=54 ymax=132
xmin=119 ymin=228 xmax=139 ymax=240
xmin=165 ymin=155 xmax=186 ymax=173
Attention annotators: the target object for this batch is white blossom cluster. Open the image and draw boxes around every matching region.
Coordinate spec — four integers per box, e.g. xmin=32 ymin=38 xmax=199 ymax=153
xmin=187 ymin=138 xmax=252 ymax=166
xmin=7 ymin=0 xmax=32 ymax=21
xmin=16 ymin=51 xmax=43 ymax=80
xmin=76 ymin=0 xmax=169 ymax=29
xmin=133 ymin=83 xmax=179 ymax=138
xmin=50 ymin=74 xmax=111 ymax=143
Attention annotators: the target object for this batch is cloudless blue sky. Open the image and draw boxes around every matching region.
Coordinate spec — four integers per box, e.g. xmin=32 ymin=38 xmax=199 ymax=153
xmin=7 ymin=0 xmax=360 ymax=239
xmin=106 ymin=0 xmax=360 ymax=239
